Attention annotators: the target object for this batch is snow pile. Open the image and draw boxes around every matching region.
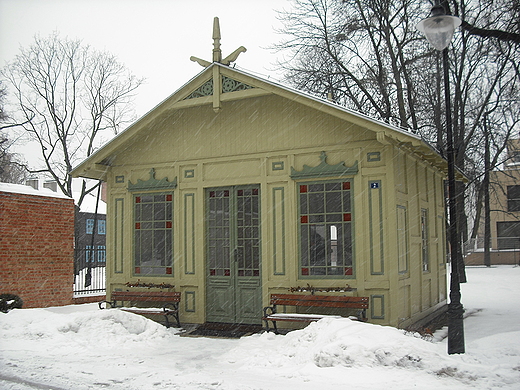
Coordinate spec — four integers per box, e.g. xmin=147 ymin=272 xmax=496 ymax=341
xmin=231 ymin=318 xmax=431 ymax=368
xmin=1 ymin=266 xmax=520 ymax=390
xmin=0 ymin=306 xmax=171 ymax=349
xmin=231 ymin=316 xmax=520 ymax=388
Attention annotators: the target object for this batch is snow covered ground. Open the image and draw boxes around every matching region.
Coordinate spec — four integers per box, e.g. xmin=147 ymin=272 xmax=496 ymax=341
xmin=1 ymin=266 xmax=519 ymax=390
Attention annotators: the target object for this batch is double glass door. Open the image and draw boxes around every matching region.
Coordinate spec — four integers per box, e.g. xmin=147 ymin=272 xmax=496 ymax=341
xmin=205 ymin=185 xmax=261 ymax=324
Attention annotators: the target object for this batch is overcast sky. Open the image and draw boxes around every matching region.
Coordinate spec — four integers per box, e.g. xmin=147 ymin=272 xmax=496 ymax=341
xmin=0 ymin=0 xmax=291 ymax=116
xmin=0 ymin=0 xmax=292 ymax=169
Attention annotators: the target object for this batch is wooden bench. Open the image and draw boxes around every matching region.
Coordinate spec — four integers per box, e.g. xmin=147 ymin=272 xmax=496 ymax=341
xmin=262 ymin=294 xmax=369 ymax=333
xmin=99 ymin=291 xmax=181 ymax=328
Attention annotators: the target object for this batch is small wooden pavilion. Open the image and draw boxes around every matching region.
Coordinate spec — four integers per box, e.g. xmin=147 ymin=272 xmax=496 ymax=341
xmin=72 ymin=18 xmax=451 ymax=328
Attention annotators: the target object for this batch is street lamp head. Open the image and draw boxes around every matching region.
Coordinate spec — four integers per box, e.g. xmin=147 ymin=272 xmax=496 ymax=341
xmin=416 ymin=4 xmax=461 ymax=51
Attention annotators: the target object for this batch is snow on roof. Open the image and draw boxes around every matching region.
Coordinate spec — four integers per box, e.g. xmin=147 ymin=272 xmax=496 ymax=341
xmin=0 ymin=183 xmax=106 ymax=213
xmin=0 ymin=182 xmax=71 ymax=200
xmin=77 ymin=191 xmax=106 ymax=214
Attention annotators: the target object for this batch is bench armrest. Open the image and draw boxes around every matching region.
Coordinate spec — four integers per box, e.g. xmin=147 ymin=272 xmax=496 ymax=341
xmin=162 ymin=302 xmax=179 ymax=313
xmin=99 ymin=300 xmax=116 ymax=310
xmin=263 ymin=305 xmax=276 ymax=317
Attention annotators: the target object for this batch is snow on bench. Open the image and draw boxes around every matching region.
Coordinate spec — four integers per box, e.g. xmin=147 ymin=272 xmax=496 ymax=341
xmin=262 ymin=293 xmax=368 ymax=333
xmin=99 ymin=291 xmax=181 ymax=328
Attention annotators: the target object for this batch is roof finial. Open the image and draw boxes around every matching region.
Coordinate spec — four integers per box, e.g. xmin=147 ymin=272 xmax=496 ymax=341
xmin=212 ymin=17 xmax=222 ymax=63
xmin=190 ymin=17 xmax=247 ymax=68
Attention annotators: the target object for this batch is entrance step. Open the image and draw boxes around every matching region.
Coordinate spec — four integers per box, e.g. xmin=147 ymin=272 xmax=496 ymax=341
xmin=182 ymin=322 xmax=263 ymax=338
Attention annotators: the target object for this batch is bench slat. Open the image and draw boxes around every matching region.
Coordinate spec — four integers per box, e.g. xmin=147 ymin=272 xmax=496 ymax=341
xmin=270 ymin=294 xmax=368 ymax=309
xmin=263 ymin=313 xmax=342 ymax=322
xmin=111 ymin=291 xmax=180 ymax=302
xmin=120 ymin=308 xmax=174 ymax=315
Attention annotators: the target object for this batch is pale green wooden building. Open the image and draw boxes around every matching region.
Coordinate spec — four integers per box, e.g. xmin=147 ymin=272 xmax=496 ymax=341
xmin=72 ymin=23 xmax=450 ymax=329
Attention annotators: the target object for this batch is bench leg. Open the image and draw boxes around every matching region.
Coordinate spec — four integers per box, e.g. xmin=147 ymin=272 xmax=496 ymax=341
xmin=162 ymin=303 xmax=181 ymax=328
xmin=173 ymin=312 xmax=181 ymax=328
xmin=164 ymin=314 xmax=171 ymax=328
xmin=163 ymin=312 xmax=181 ymax=328
xmin=263 ymin=318 xmax=279 ymax=333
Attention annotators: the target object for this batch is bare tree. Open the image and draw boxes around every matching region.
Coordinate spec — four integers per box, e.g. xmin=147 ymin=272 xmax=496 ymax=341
xmin=453 ymin=0 xmax=520 ymax=44
xmin=0 ymin=81 xmax=28 ymax=184
xmin=274 ymin=0 xmax=426 ymax=129
xmin=274 ymin=0 xmax=520 ymax=250
xmin=2 ymin=33 xmax=143 ymax=206
xmin=0 ymin=81 xmax=7 ymax=122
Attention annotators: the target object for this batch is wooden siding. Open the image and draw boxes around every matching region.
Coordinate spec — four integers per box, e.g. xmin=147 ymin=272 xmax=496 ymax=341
xmin=109 ymin=96 xmax=372 ymax=168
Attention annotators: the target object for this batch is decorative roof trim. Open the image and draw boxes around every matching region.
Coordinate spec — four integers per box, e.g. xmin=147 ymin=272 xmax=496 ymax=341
xmin=128 ymin=168 xmax=177 ymax=191
xmin=184 ymin=76 xmax=254 ymax=100
xmin=291 ymin=151 xmax=358 ymax=180
xmin=184 ymin=79 xmax=213 ymax=99
xmin=221 ymin=75 xmax=253 ymax=93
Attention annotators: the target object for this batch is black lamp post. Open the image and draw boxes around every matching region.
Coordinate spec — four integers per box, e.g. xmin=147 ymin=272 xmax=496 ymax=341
xmin=417 ymin=1 xmax=465 ymax=354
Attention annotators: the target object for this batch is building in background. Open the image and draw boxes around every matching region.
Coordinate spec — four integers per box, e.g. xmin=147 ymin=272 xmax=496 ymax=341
xmin=74 ymin=187 xmax=107 ymax=273
xmin=73 ymin=186 xmax=107 ymax=296
xmin=467 ymin=139 xmax=520 ymax=265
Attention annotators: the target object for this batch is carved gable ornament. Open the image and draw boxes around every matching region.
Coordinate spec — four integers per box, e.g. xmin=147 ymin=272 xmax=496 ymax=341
xmin=128 ymin=168 xmax=178 ymax=192
xmin=291 ymin=152 xmax=358 ymax=180
xmin=184 ymin=76 xmax=253 ymax=100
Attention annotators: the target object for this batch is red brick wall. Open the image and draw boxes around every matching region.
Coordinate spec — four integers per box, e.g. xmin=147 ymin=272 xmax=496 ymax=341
xmin=0 ymin=191 xmax=75 ymax=308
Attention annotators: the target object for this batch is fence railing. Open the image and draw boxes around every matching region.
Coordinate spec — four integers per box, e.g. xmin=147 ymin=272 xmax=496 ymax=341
xmin=464 ymin=236 xmax=520 ymax=266
xmin=74 ymin=248 xmax=106 ymax=296
xmin=465 ymin=236 xmax=520 ymax=253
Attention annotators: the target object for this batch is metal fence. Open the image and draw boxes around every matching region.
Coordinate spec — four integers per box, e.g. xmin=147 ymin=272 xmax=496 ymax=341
xmin=465 ymin=236 xmax=520 ymax=266
xmin=74 ymin=248 xmax=106 ymax=296
xmin=465 ymin=236 xmax=520 ymax=252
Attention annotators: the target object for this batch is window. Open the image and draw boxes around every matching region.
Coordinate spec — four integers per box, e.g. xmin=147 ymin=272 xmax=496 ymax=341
xmin=507 ymin=186 xmax=520 ymax=212
xmin=497 ymin=221 xmax=520 ymax=249
xmin=510 ymin=151 xmax=520 ymax=164
xmin=86 ymin=219 xmax=94 ymax=234
xmin=421 ymin=209 xmax=429 ymax=272
xmin=87 ymin=218 xmax=105 ymax=234
xmin=86 ymin=245 xmax=106 ymax=263
xmin=134 ymin=193 xmax=173 ymax=275
xmin=299 ymin=181 xmax=353 ymax=277
xmin=86 ymin=245 xmax=94 ymax=262
xmin=97 ymin=245 xmax=106 ymax=262
xmin=98 ymin=220 xmax=106 ymax=235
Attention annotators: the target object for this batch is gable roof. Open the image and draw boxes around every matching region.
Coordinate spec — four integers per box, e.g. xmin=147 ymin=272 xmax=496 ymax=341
xmin=71 ymin=63 xmax=451 ymax=181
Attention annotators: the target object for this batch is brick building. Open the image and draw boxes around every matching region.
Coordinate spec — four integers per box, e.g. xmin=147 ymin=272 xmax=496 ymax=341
xmin=0 ymin=182 xmax=75 ymax=308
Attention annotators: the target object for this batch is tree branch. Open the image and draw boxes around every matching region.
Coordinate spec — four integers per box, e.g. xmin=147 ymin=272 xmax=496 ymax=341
xmin=460 ymin=20 xmax=520 ymax=44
